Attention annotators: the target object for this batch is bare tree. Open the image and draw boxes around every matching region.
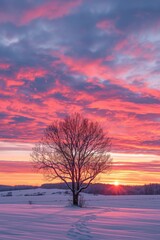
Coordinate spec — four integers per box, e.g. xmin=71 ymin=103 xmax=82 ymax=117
xmin=31 ymin=113 xmax=112 ymax=206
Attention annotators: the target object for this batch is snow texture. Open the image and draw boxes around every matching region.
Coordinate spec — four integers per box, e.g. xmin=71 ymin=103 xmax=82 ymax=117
xmin=0 ymin=188 xmax=160 ymax=240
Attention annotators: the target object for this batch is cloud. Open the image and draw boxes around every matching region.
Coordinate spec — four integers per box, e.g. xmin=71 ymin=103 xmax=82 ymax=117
xmin=0 ymin=160 xmax=32 ymax=173
xmin=113 ymin=160 xmax=160 ymax=173
xmin=0 ymin=0 xmax=160 ymax=155
xmin=21 ymin=0 xmax=83 ymax=25
xmin=10 ymin=116 xmax=33 ymax=124
xmin=1 ymin=159 xmax=159 ymax=176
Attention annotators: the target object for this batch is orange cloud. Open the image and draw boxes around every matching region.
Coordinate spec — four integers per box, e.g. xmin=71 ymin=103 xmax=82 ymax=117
xmin=0 ymin=159 xmax=159 ymax=186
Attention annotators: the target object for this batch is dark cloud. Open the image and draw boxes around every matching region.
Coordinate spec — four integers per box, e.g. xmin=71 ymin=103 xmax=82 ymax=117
xmin=11 ymin=115 xmax=33 ymax=123
xmin=136 ymin=113 xmax=160 ymax=122
xmin=52 ymin=92 xmax=70 ymax=102
xmin=142 ymin=140 xmax=160 ymax=147
xmin=0 ymin=112 xmax=8 ymax=119
xmin=28 ymin=77 xmax=54 ymax=93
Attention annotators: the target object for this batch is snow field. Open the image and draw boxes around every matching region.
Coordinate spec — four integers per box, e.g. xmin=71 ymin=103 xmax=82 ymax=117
xmin=0 ymin=188 xmax=160 ymax=240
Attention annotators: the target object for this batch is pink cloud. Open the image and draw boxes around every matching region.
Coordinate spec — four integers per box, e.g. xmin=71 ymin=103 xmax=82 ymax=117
xmin=88 ymin=99 xmax=160 ymax=115
xmin=0 ymin=63 xmax=10 ymax=70
xmin=96 ymin=20 xmax=114 ymax=29
xmin=115 ymin=39 xmax=128 ymax=51
xmin=113 ymin=160 xmax=160 ymax=172
xmin=56 ymin=54 xmax=116 ymax=85
xmin=0 ymin=160 xmax=32 ymax=173
xmin=96 ymin=19 xmax=121 ymax=34
xmin=21 ymin=0 xmax=83 ymax=25
xmin=16 ymin=67 xmax=47 ymax=81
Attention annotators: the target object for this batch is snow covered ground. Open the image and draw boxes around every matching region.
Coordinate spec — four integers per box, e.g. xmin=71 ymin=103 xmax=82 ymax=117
xmin=0 ymin=188 xmax=160 ymax=240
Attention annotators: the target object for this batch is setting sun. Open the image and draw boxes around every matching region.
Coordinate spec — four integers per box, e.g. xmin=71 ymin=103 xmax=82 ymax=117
xmin=114 ymin=181 xmax=119 ymax=186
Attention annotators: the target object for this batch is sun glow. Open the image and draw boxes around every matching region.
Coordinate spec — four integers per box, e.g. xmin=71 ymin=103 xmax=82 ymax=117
xmin=114 ymin=181 xmax=119 ymax=186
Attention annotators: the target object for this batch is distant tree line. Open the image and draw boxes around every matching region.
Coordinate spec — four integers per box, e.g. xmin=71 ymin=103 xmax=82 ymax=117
xmin=41 ymin=183 xmax=160 ymax=195
xmin=86 ymin=183 xmax=160 ymax=195
xmin=0 ymin=183 xmax=160 ymax=195
xmin=0 ymin=185 xmax=37 ymax=192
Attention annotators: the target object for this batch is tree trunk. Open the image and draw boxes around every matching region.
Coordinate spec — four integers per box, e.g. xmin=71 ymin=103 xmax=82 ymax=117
xmin=73 ymin=193 xmax=79 ymax=206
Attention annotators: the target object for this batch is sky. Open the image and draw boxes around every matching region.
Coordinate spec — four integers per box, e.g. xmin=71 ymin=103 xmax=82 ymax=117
xmin=0 ymin=0 xmax=160 ymax=186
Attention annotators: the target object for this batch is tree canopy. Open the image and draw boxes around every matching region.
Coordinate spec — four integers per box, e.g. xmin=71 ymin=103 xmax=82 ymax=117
xmin=31 ymin=113 xmax=112 ymax=206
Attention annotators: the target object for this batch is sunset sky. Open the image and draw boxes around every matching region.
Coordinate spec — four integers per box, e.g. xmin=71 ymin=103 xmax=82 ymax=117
xmin=0 ymin=0 xmax=160 ymax=186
